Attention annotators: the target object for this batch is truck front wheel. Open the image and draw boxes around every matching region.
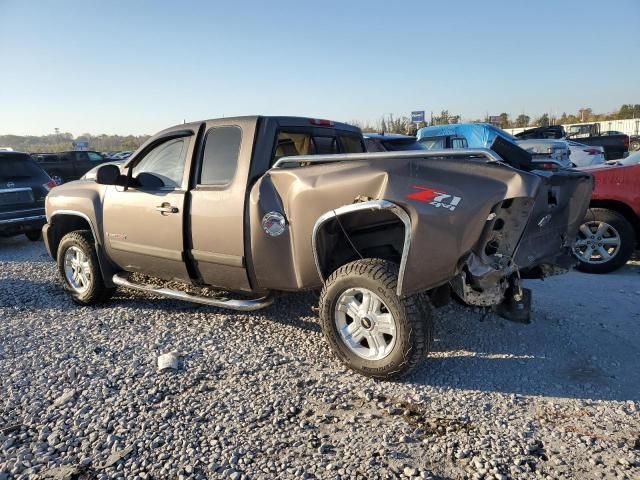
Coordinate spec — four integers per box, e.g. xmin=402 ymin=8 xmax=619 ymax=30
xmin=57 ymin=230 xmax=115 ymax=305
xmin=319 ymin=259 xmax=432 ymax=380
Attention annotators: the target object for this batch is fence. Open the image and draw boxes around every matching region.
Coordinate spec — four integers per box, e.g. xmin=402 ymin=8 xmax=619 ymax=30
xmin=506 ymin=118 xmax=640 ymax=137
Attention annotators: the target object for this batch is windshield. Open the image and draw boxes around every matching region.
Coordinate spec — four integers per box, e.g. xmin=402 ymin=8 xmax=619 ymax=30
xmin=620 ymin=151 xmax=640 ymax=166
xmin=0 ymin=153 xmax=45 ymax=180
xmin=418 ymin=137 xmax=446 ymax=150
xmin=381 ymin=139 xmax=427 ymax=151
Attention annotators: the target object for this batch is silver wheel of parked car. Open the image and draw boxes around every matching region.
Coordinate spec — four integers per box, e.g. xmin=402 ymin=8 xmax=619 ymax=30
xmin=50 ymin=173 xmax=64 ymax=185
xmin=63 ymin=245 xmax=92 ymax=293
xmin=573 ymin=221 xmax=621 ymax=264
xmin=334 ymin=287 xmax=397 ymax=361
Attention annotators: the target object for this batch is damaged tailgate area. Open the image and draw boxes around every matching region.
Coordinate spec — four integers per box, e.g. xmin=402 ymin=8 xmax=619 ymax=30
xmin=451 ymin=168 xmax=593 ymax=311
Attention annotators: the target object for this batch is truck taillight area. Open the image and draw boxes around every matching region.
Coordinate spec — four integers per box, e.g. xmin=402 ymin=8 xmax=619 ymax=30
xmin=309 ymin=118 xmax=334 ymax=126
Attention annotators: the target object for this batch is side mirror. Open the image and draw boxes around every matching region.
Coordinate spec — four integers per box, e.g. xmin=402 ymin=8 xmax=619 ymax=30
xmin=96 ymin=164 xmax=122 ymax=185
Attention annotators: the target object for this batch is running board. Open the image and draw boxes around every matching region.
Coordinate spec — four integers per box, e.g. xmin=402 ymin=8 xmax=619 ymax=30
xmin=112 ymin=273 xmax=273 ymax=311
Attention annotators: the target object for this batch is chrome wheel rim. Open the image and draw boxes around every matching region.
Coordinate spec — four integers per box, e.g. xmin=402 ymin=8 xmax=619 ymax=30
xmin=334 ymin=287 xmax=396 ymax=361
xmin=573 ymin=221 xmax=621 ymax=265
xmin=51 ymin=175 xmax=63 ymax=185
xmin=63 ymin=246 xmax=92 ymax=293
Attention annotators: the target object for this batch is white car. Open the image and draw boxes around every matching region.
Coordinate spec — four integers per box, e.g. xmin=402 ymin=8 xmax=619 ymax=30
xmin=516 ymin=138 xmax=572 ymax=169
xmin=565 ymin=140 xmax=605 ymax=167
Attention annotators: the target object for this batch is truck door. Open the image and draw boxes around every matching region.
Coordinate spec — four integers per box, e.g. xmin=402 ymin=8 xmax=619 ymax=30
xmin=187 ymin=118 xmax=258 ymax=292
xmin=102 ymin=131 xmax=196 ymax=282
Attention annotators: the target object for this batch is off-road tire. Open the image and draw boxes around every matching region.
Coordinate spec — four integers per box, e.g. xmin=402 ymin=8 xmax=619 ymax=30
xmin=57 ymin=230 xmax=115 ymax=305
xmin=25 ymin=230 xmax=42 ymax=241
xmin=319 ymin=258 xmax=432 ymax=380
xmin=575 ymin=208 xmax=635 ymax=274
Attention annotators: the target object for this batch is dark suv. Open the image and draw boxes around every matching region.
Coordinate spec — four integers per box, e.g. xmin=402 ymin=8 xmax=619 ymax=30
xmin=32 ymin=150 xmax=108 ymax=184
xmin=0 ymin=151 xmax=56 ymax=240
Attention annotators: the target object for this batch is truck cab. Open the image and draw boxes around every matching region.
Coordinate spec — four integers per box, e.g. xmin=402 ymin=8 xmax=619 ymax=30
xmin=44 ymin=117 xmax=366 ymax=293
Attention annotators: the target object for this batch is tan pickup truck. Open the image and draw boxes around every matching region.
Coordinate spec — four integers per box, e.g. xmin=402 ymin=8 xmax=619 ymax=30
xmin=43 ymin=116 xmax=593 ymax=379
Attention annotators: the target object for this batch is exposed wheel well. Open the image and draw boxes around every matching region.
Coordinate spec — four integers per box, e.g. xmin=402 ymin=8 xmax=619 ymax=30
xmin=314 ymin=208 xmax=407 ymax=281
xmin=47 ymin=214 xmax=94 ymax=258
xmin=588 ymin=200 xmax=640 ymax=244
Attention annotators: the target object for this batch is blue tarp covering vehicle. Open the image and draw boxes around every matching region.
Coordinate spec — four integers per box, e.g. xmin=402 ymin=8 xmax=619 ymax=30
xmin=417 ymin=123 xmax=572 ymax=169
xmin=417 ymin=123 xmax=517 ymax=148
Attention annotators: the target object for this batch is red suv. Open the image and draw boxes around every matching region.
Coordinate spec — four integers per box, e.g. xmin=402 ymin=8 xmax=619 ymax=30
xmin=574 ymin=151 xmax=640 ymax=273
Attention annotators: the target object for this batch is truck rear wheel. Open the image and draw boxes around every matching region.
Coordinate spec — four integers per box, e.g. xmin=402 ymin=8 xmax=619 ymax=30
xmin=319 ymin=259 xmax=432 ymax=380
xmin=57 ymin=230 xmax=115 ymax=305
xmin=573 ymin=208 xmax=635 ymax=274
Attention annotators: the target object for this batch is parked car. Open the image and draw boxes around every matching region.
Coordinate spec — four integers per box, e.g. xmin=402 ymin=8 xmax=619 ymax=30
xmin=43 ymin=115 xmax=592 ymax=380
xmin=516 ymin=124 xmax=629 ymax=160
xmin=565 ymin=140 xmax=605 ymax=167
xmin=630 ymin=135 xmax=640 ymax=152
xmin=573 ymin=150 xmax=640 ymax=273
xmin=417 ymin=124 xmax=572 ymax=169
xmin=1 ymin=151 xmax=56 ymax=241
xmin=364 ymin=133 xmax=427 ymax=152
xmin=81 ymin=160 xmax=125 ymax=181
xmin=109 ymin=151 xmax=134 ymax=160
xmin=32 ymin=150 xmax=109 ymax=185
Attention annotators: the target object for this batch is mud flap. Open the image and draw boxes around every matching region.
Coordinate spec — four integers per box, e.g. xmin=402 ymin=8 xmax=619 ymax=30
xmin=494 ymin=287 xmax=532 ymax=323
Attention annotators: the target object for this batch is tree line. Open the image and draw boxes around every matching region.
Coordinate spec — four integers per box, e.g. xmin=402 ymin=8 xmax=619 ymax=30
xmin=1 ymin=104 xmax=638 ymax=150
xmin=353 ymin=104 xmax=640 ymax=135
xmin=0 ymin=132 xmax=150 ymax=153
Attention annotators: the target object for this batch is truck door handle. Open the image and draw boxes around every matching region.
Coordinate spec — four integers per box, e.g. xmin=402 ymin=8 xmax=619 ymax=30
xmin=156 ymin=203 xmax=179 ymax=214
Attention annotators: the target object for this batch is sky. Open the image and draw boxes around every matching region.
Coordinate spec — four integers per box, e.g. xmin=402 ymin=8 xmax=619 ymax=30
xmin=0 ymin=0 xmax=638 ymax=136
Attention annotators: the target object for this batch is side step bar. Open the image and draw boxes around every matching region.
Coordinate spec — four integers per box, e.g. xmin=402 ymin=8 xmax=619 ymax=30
xmin=112 ymin=273 xmax=274 ymax=311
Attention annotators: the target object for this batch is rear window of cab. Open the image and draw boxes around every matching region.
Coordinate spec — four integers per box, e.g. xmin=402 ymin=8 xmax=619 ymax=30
xmin=274 ymin=131 xmax=365 ymax=161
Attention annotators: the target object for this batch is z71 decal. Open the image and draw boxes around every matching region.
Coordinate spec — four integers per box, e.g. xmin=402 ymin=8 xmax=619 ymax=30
xmin=406 ymin=186 xmax=462 ymax=211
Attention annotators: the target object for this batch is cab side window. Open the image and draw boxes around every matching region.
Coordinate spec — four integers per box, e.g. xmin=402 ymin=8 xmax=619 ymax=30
xmin=199 ymin=126 xmax=242 ymax=186
xmin=132 ymin=137 xmax=188 ymax=189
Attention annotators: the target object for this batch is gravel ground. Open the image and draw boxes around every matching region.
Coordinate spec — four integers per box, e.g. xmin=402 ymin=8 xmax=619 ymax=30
xmin=1 ymin=235 xmax=639 ymax=480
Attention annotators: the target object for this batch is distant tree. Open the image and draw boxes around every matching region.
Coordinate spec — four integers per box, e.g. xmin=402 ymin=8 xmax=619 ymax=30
xmin=514 ymin=114 xmax=530 ymax=128
xmin=498 ymin=113 xmax=511 ymax=129
xmin=618 ymin=104 xmax=640 ymax=119
xmin=578 ymin=108 xmax=593 ymax=122
xmin=532 ymin=113 xmax=550 ymax=127
xmin=431 ymin=110 xmax=460 ymax=125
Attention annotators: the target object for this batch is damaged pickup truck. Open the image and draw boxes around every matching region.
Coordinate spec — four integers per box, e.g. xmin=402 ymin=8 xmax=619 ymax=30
xmin=43 ymin=116 xmax=593 ymax=379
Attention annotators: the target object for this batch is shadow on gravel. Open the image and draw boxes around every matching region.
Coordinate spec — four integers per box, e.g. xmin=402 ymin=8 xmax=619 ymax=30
xmin=404 ymin=304 xmax=640 ymax=402
xmin=106 ymin=291 xmax=323 ymax=334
